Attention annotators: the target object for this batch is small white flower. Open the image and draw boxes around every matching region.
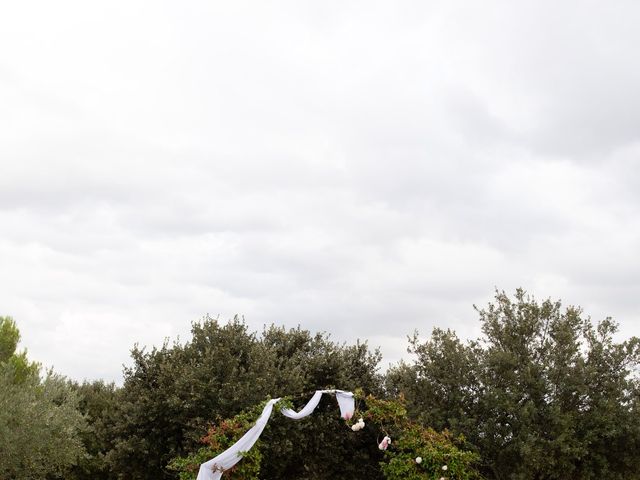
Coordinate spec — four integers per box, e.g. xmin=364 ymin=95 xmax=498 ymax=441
xmin=442 ymin=465 xmax=448 ymax=471
xmin=415 ymin=456 xmax=422 ymax=464
xmin=439 ymin=477 xmax=446 ymax=480
xmin=358 ymin=418 xmax=363 ymax=423
xmin=351 ymin=421 xmax=365 ymax=432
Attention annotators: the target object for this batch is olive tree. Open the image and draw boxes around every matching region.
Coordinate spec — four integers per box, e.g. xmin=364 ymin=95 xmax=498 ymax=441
xmin=0 ymin=316 xmax=87 ymax=479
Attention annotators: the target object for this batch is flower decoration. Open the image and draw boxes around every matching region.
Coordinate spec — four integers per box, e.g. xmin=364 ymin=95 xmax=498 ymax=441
xmin=378 ymin=435 xmax=391 ymax=450
xmin=351 ymin=418 xmax=365 ymax=431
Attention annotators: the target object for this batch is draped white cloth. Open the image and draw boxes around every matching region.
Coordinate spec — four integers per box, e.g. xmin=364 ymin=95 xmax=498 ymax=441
xmin=280 ymin=390 xmax=324 ymax=419
xmin=335 ymin=390 xmax=355 ymax=419
xmin=196 ymin=398 xmax=280 ymax=480
xmin=196 ymin=390 xmax=355 ymax=480
xmin=280 ymin=389 xmax=354 ymax=420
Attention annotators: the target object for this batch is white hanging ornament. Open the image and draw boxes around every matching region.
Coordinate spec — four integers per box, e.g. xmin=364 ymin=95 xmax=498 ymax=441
xmin=351 ymin=418 xmax=365 ymax=431
xmin=378 ymin=436 xmax=391 ymax=450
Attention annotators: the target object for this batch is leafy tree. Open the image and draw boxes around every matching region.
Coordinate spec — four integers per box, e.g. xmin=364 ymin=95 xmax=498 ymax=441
xmin=386 ymin=328 xmax=482 ymax=436
xmin=388 ymin=290 xmax=640 ymax=480
xmin=107 ymin=316 xmax=382 ymax=479
xmin=0 ymin=316 xmax=87 ymax=479
xmin=0 ymin=316 xmax=20 ymax=360
xmin=68 ymin=380 xmax=120 ymax=480
xmin=0 ymin=315 xmax=39 ymax=382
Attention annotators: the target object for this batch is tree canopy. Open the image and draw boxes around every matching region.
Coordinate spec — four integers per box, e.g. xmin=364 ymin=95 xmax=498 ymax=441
xmin=105 ymin=317 xmax=382 ymax=479
xmin=0 ymin=316 xmax=87 ymax=479
xmin=3 ymin=289 xmax=640 ymax=479
xmin=387 ymin=289 xmax=640 ymax=480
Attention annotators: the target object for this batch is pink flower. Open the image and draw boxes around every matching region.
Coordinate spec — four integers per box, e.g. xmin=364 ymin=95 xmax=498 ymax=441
xmin=343 ymin=412 xmax=353 ymax=420
xmin=378 ymin=436 xmax=391 ymax=451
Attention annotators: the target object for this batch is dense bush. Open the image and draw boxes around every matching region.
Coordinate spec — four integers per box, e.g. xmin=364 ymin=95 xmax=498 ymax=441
xmin=387 ymin=289 xmax=640 ymax=480
xmin=67 ymin=380 xmax=120 ymax=480
xmin=0 ymin=316 xmax=87 ymax=479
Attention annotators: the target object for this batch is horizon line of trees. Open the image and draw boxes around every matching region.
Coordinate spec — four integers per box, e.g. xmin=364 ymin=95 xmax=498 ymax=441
xmin=2 ymin=288 xmax=639 ymax=479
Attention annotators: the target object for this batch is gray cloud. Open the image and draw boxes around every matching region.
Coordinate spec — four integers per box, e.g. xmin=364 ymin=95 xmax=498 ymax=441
xmin=1 ymin=0 xmax=639 ymax=383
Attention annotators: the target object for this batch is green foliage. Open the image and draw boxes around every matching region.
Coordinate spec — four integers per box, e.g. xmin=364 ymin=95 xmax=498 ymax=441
xmin=168 ymin=447 xmax=222 ymax=480
xmin=382 ymin=426 xmax=481 ymax=480
xmin=388 ymin=289 xmax=640 ymax=480
xmin=168 ymin=401 xmax=268 ymax=480
xmin=107 ymin=317 xmax=382 ymax=479
xmin=172 ymin=392 xmax=481 ymax=480
xmin=0 ymin=316 xmax=87 ymax=479
xmin=0 ymin=316 xmax=20 ymax=362
xmin=385 ymin=327 xmax=482 ymax=437
xmin=0 ymin=316 xmax=40 ymax=382
xmin=351 ymin=393 xmax=481 ymax=480
xmin=257 ymin=391 xmax=385 ymax=479
xmin=67 ymin=380 xmax=120 ymax=480
xmin=359 ymin=390 xmax=408 ymax=429
xmin=6 ymin=289 xmax=636 ymax=480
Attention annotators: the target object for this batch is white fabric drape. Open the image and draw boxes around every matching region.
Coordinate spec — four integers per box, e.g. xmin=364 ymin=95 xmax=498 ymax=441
xmin=280 ymin=390 xmax=324 ymax=419
xmin=335 ymin=390 xmax=355 ymax=419
xmin=196 ymin=390 xmax=355 ymax=480
xmin=196 ymin=398 xmax=280 ymax=480
xmin=279 ymin=390 xmax=355 ymax=420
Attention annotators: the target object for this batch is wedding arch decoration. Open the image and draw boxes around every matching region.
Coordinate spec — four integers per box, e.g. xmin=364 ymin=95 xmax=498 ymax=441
xmin=169 ymin=389 xmax=482 ymax=480
xmin=195 ymin=390 xmax=355 ymax=480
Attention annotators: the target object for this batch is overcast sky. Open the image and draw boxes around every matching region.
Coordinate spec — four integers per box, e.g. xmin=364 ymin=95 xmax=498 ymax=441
xmin=1 ymin=1 xmax=639 ymax=383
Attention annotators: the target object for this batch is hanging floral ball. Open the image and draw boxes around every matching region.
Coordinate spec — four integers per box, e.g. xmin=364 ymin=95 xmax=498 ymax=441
xmin=351 ymin=419 xmax=365 ymax=432
xmin=378 ymin=436 xmax=392 ymax=450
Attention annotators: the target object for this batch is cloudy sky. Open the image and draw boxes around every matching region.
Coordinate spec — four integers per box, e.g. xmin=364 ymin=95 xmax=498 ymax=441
xmin=1 ymin=1 xmax=639 ymax=383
